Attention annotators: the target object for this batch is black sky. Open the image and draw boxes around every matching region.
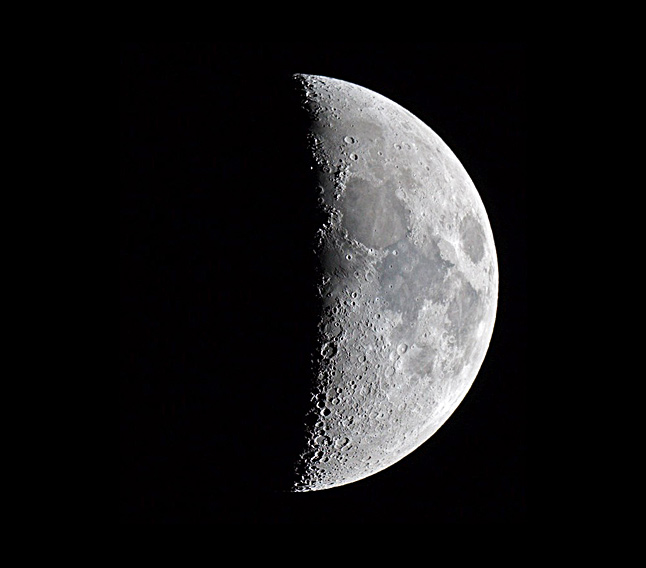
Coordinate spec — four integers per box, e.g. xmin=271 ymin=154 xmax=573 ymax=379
xmin=120 ymin=43 xmax=527 ymax=523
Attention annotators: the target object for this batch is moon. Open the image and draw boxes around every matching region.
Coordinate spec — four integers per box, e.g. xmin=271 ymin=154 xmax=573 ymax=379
xmin=291 ymin=74 xmax=498 ymax=492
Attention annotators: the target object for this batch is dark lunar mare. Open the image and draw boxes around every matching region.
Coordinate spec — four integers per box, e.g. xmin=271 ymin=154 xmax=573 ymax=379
xmin=121 ymin=57 xmax=322 ymax=521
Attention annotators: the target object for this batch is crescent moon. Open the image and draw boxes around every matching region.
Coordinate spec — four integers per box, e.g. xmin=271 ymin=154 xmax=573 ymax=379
xmin=292 ymin=74 xmax=498 ymax=492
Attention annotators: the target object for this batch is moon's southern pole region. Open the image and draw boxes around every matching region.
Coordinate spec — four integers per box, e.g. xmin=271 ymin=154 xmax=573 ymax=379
xmin=292 ymin=74 xmax=498 ymax=492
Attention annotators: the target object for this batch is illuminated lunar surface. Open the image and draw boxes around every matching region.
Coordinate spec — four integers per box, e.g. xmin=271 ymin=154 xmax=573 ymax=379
xmin=292 ymin=74 xmax=498 ymax=492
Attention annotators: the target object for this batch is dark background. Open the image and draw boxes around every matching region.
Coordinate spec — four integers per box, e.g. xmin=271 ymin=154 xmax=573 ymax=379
xmin=120 ymin=43 xmax=526 ymax=523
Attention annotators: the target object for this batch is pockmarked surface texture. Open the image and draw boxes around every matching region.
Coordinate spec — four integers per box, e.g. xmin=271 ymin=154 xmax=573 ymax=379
xmin=293 ymin=74 xmax=498 ymax=492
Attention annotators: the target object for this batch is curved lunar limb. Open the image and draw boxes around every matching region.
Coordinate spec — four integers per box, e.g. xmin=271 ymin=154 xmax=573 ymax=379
xmin=292 ymin=74 xmax=498 ymax=492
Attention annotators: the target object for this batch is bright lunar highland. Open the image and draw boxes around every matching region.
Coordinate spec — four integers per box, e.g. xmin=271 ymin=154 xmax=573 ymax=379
xmin=292 ymin=74 xmax=498 ymax=492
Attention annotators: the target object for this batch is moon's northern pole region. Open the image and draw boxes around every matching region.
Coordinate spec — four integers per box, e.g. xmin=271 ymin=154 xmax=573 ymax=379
xmin=292 ymin=74 xmax=499 ymax=492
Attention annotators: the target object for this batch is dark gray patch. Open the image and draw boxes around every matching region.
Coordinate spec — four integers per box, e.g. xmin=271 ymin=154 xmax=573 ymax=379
xmin=341 ymin=176 xmax=407 ymax=249
xmin=405 ymin=344 xmax=436 ymax=379
xmin=459 ymin=214 xmax=486 ymax=264
xmin=378 ymin=238 xmax=451 ymax=323
xmin=347 ymin=118 xmax=385 ymax=146
xmin=446 ymin=278 xmax=482 ymax=341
